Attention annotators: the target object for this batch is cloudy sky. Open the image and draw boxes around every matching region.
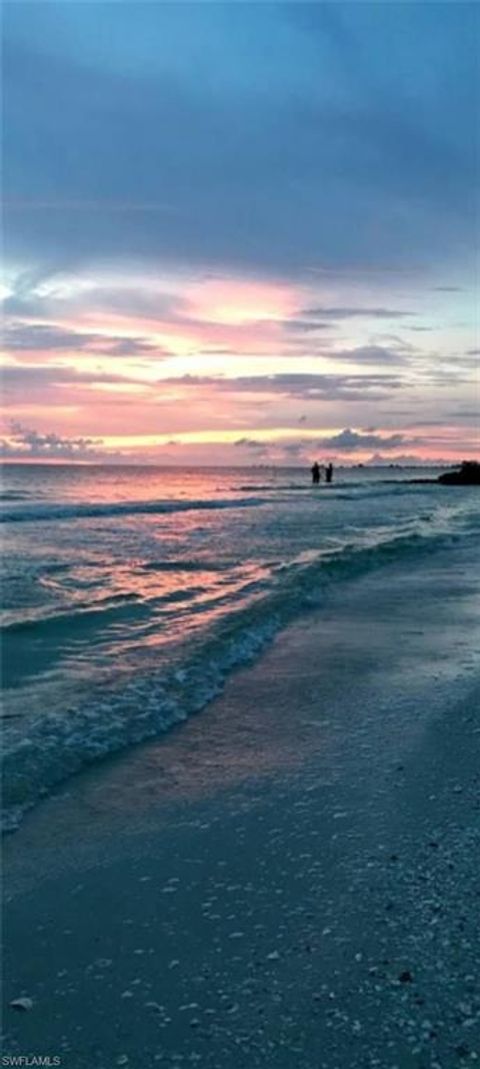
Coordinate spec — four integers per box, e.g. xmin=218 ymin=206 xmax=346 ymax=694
xmin=2 ymin=1 xmax=478 ymax=465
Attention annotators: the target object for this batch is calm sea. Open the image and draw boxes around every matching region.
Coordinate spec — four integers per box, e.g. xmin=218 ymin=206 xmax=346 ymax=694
xmin=1 ymin=463 xmax=478 ymax=829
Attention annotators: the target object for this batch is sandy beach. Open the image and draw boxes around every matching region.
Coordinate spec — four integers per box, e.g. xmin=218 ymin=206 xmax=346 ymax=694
xmin=3 ymin=539 xmax=480 ymax=1068
xmin=3 ymin=0 xmax=479 ymax=1062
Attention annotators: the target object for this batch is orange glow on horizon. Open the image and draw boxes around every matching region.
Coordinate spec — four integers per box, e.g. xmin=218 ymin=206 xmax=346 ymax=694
xmin=3 ymin=265 xmax=477 ymax=467
xmin=187 ymin=277 xmax=300 ymax=325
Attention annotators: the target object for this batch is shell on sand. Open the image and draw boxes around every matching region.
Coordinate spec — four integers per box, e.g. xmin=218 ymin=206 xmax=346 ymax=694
xmin=10 ymin=997 xmax=33 ymax=1011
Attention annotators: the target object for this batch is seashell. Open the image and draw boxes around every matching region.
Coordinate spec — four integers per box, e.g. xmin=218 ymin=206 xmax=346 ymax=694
xmin=10 ymin=997 xmax=33 ymax=1011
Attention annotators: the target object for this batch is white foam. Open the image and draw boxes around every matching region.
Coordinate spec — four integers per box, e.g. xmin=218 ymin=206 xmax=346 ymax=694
xmin=2 ymin=512 xmax=476 ymax=832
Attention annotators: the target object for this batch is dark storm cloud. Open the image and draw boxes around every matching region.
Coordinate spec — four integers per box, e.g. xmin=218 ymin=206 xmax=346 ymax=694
xmin=1 ymin=422 xmax=102 ymax=459
xmin=3 ymin=2 xmax=478 ymax=277
xmin=171 ymin=372 xmax=402 ymax=402
xmin=283 ymin=309 xmax=414 ymax=333
xmin=284 ymin=320 xmax=334 ymax=333
xmin=329 ymin=345 xmax=410 ymax=366
xmin=234 ymin=438 xmax=270 ymax=455
xmin=320 ymin=428 xmax=410 ymax=451
xmin=3 ymin=321 xmax=163 ymax=357
xmin=1 ymin=363 xmax=145 ymax=392
xmin=235 ymin=427 xmax=414 ymax=456
xmin=269 ymin=340 xmax=412 ymax=365
xmin=301 ymin=307 xmax=413 ymax=320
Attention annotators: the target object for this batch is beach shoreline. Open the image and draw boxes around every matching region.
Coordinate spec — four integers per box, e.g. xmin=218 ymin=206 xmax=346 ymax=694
xmin=3 ymin=541 xmax=480 ymax=1067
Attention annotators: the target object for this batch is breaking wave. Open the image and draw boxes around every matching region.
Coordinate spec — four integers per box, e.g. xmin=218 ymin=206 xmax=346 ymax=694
xmin=2 ymin=516 xmax=474 ymax=832
xmin=0 ymin=496 xmax=266 ymax=524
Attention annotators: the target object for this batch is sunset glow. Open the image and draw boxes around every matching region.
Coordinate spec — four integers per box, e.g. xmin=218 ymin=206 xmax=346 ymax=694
xmin=2 ymin=2 xmax=478 ymax=466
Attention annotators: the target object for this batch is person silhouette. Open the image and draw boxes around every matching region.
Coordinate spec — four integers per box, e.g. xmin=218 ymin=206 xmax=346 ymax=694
xmin=325 ymin=462 xmax=333 ymax=484
xmin=311 ymin=461 xmax=320 ymax=485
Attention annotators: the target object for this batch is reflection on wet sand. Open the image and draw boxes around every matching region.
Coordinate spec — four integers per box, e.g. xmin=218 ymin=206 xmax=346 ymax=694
xmin=4 ymin=619 xmax=340 ymax=886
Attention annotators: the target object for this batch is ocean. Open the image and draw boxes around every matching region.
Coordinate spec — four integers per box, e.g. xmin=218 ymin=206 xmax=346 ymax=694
xmin=1 ymin=462 xmax=478 ymax=831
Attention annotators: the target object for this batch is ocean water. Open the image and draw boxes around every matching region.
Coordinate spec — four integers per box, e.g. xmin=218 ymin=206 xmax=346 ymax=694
xmin=1 ymin=462 xmax=479 ymax=830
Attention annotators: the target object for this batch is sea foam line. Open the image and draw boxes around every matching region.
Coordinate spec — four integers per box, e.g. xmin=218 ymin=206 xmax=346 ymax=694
xmin=2 ymin=517 xmax=475 ymax=833
xmin=0 ymin=496 xmax=266 ymax=524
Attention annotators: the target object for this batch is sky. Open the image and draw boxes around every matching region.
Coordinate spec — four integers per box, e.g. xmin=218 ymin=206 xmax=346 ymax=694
xmin=2 ymin=0 xmax=479 ymax=466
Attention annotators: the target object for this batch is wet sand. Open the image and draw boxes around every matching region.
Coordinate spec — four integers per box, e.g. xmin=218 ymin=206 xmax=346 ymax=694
xmin=3 ymin=542 xmax=480 ymax=1068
